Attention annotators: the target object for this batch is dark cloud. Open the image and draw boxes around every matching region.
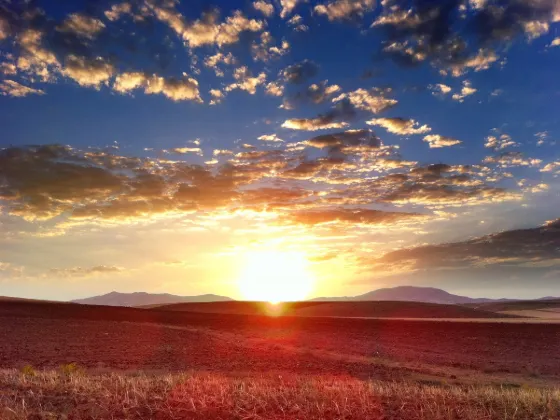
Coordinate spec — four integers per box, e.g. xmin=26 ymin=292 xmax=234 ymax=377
xmin=282 ymin=80 xmax=341 ymax=109
xmin=282 ymin=98 xmax=356 ymax=130
xmin=281 ymin=59 xmax=319 ymax=84
xmin=373 ymin=0 xmax=560 ymax=75
xmin=372 ymin=218 xmax=560 ymax=272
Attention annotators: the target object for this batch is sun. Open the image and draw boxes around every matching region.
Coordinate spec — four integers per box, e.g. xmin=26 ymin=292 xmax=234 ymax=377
xmin=237 ymin=250 xmax=315 ymax=303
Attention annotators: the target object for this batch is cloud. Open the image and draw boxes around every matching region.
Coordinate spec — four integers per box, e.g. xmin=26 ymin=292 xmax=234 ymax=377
xmin=48 ymin=265 xmax=122 ymax=278
xmin=56 ymin=13 xmax=106 ymax=40
xmin=314 ymin=0 xmax=375 ymax=21
xmin=203 ymin=52 xmax=235 ymax=77
xmin=253 ymin=1 xmax=275 ymax=17
xmin=0 ymin=80 xmax=45 ymax=97
xmin=252 ymin=32 xmax=290 ymax=62
xmin=485 ymin=132 xmax=518 ymax=151
xmin=280 ymin=0 xmax=301 ymax=19
xmin=332 ymin=87 xmax=397 ymax=114
xmin=423 ymin=134 xmax=462 ymax=148
xmin=149 ymin=6 xmax=265 ymax=48
xmin=63 ymin=55 xmax=114 ymax=88
xmin=282 ymin=98 xmax=356 ymax=130
xmin=541 ymin=161 xmax=560 ymax=174
xmin=104 ymin=2 xmax=133 ymax=21
xmin=430 ymin=83 xmax=452 ymax=96
xmin=371 ymin=218 xmax=560 ymax=274
xmin=170 ymin=147 xmax=203 ymax=156
xmin=286 ymin=208 xmax=422 ymax=226
xmin=282 ymin=60 xmax=319 ymax=84
xmin=484 ymin=152 xmax=542 ymax=168
xmin=282 ymin=80 xmax=341 ymax=109
xmin=372 ymin=0 xmax=559 ymax=75
xmin=367 ymin=117 xmax=431 ymax=135
xmin=258 ymin=134 xmax=284 ymax=142
xmin=550 ymin=37 xmax=560 ymax=47
xmin=265 ymin=81 xmax=284 ymax=96
xmin=451 ymin=80 xmax=477 ymax=102
xmin=287 ymin=14 xmax=309 ymax=31
xmin=113 ymin=72 xmax=202 ymax=102
xmin=306 ymin=129 xmax=381 ymax=150
xmin=225 ymin=66 xmax=266 ymax=94
xmin=209 ymin=88 xmax=224 ymax=105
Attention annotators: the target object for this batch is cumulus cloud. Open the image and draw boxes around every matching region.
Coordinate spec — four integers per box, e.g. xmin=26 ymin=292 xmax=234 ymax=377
xmin=258 ymin=134 xmax=284 ymax=142
xmin=485 ymin=132 xmax=518 ymax=151
xmin=203 ymin=52 xmax=235 ymax=77
xmin=484 ymin=152 xmax=542 ymax=168
xmin=150 ymin=6 xmax=265 ymax=48
xmin=280 ymin=0 xmax=302 ymax=19
xmin=332 ymin=87 xmax=397 ymax=114
xmin=113 ymin=72 xmax=202 ymax=102
xmin=252 ymin=32 xmax=290 ymax=62
xmin=253 ymin=1 xmax=275 ymax=17
xmin=314 ymin=0 xmax=375 ymax=21
xmin=282 ymin=98 xmax=356 ymax=130
xmin=56 ymin=13 xmax=106 ymax=40
xmin=287 ymin=14 xmax=309 ymax=31
xmin=451 ymin=80 xmax=477 ymax=102
xmin=372 ymin=0 xmax=559 ymax=75
xmin=367 ymin=117 xmax=431 ymax=135
xmin=282 ymin=80 xmax=340 ymax=109
xmin=541 ymin=161 xmax=560 ymax=174
xmin=430 ymin=83 xmax=452 ymax=96
xmin=423 ymin=134 xmax=462 ymax=148
xmin=63 ymin=55 xmax=114 ymax=88
xmin=209 ymin=88 xmax=224 ymax=105
xmin=265 ymin=81 xmax=284 ymax=96
xmin=0 ymin=80 xmax=45 ymax=97
xmin=225 ymin=66 xmax=266 ymax=94
xmin=282 ymin=60 xmax=319 ymax=84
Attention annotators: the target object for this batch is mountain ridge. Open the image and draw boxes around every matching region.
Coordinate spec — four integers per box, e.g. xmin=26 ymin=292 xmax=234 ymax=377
xmin=72 ymin=291 xmax=233 ymax=307
xmin=71 ymin=286 xmax=558 ymax=307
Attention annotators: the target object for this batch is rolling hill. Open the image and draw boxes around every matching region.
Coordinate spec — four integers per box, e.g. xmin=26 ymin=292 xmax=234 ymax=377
xmin=72 ymin=291 xmax=233 ymax=307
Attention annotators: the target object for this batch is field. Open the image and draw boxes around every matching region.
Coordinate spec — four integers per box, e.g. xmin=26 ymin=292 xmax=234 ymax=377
xmin=1 ymin=300 xmax=560 ymax=419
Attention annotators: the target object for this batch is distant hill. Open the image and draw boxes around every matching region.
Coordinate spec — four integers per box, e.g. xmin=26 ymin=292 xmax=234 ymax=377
xmin=313 ymin=286 xmax=524 ymax=305
xmin=72 ymin=291 xmax=233 ymax=307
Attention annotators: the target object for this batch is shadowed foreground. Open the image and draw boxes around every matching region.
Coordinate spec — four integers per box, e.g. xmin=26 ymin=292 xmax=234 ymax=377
xmin=2 ymin=370 xmax=559 ymax=420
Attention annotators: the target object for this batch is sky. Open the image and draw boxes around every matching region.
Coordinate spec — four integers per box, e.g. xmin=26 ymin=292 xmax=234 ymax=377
xmin=0 ymin=0 xmax=559 ymax=301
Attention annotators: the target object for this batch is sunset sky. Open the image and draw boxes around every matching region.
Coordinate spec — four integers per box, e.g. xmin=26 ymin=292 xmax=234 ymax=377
xmin=0 ymin=0 xmax=559 ymax=301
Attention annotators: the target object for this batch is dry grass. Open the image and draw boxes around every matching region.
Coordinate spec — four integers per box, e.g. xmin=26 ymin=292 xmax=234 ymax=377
xmin=1 ymin=369 xmax=559 ymax=419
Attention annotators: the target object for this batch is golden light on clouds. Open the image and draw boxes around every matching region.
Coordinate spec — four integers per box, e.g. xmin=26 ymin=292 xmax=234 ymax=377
xmin=237 ymin=249 xmax=315 ymax=303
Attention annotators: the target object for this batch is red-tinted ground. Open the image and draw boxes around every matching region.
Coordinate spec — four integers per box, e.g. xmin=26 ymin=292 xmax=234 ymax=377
xmin=1 ymin=300 xmax=560 ymax=385
xmin=150 ymin=300 xmax=513 ymax=318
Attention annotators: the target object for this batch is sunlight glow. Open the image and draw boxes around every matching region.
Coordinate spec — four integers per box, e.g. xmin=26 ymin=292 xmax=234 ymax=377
xmin=237 ymin=250 xmax=315 ymax=303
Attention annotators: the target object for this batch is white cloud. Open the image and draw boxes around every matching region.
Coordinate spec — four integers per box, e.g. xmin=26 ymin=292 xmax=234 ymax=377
xmin=333 ymin=87 xmax=397 ymax=113
xmin=225 ymin=66 xmax=266 ymax=94
xmin=451 ymin=80 xmax=477 ymax=102
xmin=63 ymin=55 xmax=114 ymax=88
xmin=253 ymin=1 xmax=275 ymax=17
xmin=367 ymin=117 xmax=431 ymax=135
xmin=258 ymin=134 xmax=284 ymax=142
xmin=113 ymin=72 xmax=202 ymax=102
xmin=423 ymin=134 xmax=462 ymax=148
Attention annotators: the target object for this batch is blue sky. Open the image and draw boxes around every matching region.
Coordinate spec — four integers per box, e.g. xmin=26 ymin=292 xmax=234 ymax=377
xmin=0 ymin=0 xmax=559 ymax=301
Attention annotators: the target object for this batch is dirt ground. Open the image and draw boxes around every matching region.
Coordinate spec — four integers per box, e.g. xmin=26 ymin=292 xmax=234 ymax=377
xmin=1 ymin=301 xmax=560 ymax=386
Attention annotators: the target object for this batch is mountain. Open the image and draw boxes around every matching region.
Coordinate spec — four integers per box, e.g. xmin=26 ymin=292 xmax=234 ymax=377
xmin=72 ymin=291 xmax=233 ymax=307
xmin=313 ymin=286 xmax=518 ymax=305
